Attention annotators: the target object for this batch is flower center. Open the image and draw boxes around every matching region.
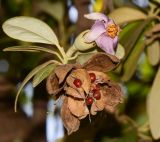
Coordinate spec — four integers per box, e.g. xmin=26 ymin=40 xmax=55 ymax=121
xmin=107 ymin=24 xmax=118 ymax=39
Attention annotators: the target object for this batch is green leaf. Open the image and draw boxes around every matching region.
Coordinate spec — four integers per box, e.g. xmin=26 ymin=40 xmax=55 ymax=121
xmin=138 ymin=54 xmax=155 ymax=82
xmin=109 ymin=7 xmax=147 ymax=25
xmin=122 ymin=34 xmax=145 ymax=82
xmin=3 ymin=45 xmax=62 ymax=60
xmin=14 ymin=60 xmax=58 ymax=112
xmin=147 ymin=41 xmax=160 ymax=66
xmin=147 ymin=67 xmax=160 ymax=139
xmin=116 ymin=20 xmax=151 ymax=74
xmin=120 ymin=20 xmax=150 ymax=58
xmin=3 ymin=45 xmax=55 ymax=53
xmin=3 ymin=46 xmax=63 ymax=62
xmin=2 ymin=16 xmax=59 ymax=46
xmin=32 ymin=63 xmax=57 ymax=87
xmin=38 ymin=1 xmax=64 ymax=22
xmin=119 ymin=22 xmax=139 ymax=41
xmin=115 ymin=20 xmax=151 ymax=75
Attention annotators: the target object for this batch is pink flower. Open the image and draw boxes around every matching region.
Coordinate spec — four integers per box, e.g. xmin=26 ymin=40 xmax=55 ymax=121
xmin=84 ymin=12 xmax=119 ymax=55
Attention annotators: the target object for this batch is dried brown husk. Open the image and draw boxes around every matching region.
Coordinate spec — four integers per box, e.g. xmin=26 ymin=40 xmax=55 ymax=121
xmin=46 ymin=64 xmax=83 ymax=96
xmin=46 ymin=53 xmax=123 ymax=135
xmin=102 ymin=82 xmax=123 ymax=113
xmin=90 ymin=91 xmax=105 ymax=115
xmin=55 ymin=64 xmax=82 ymax=84
xmin=64 ymin=86 xmax=85 ymax=99
xmin=88 ymin=70 xmax=110 ymax=84
xmin=61 ymin=97 xmax=80 ymax=135
xmin=46 ymin=73 xmax=60 ymax=95
xmin=83 ymin=53 xmax=120 ymax=72
xmin=68 ymin=96 xmax=89 ymax=119
xmin=66 ymin=69 xmax=91 ymax=94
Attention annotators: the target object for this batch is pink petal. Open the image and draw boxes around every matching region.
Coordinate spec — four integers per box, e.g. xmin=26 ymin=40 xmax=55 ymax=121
xmin=107 ymin=19 xmax=114 ymax=25
xmin=105 ymin=19 xmax=116 ymax=29
xmin=84 ymin=12 xmax=109 ymax=23
xmin=95 ymin=33 xmax=115 ymax=55
xmin=113 ymin=36 xmax=118 ymax=48
xmin=84 ymin=21 xmax=106 ymax=42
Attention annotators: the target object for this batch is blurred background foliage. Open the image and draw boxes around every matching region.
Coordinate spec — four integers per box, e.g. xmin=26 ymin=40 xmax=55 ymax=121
xmin=0 ymin=0 xmax=160 ymax=142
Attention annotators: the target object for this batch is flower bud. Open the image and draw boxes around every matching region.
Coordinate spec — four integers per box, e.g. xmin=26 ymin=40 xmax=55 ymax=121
xmin=74 ymin=30 xmax=96 ymax=51
xmin=115 ymin=44 xmax=125 ymax=59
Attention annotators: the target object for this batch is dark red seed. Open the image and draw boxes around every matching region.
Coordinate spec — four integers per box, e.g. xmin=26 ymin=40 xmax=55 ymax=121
xmin=93 ymin=90 xmax=101 ymax=100
xmin=92 ymin=84 xmax=100 ymax=93
xmin=73 ymin=79 xmax=82 ymax=88
xmin=86 ymin=97 xmax=93 ymax=105
xmin=89 ymin=73 xmax=96 ymax=83
xmin=95 ymin=84 xmax=100 ymax=90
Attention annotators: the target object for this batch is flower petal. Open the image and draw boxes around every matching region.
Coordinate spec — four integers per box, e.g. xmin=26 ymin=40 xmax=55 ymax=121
xmin=107 ymin=19 xmax=114 ymax=25
xmin=104 ymin=19 xmax=114 ymax=28
xmin=95 ymin=33 xmax=115 ymax=55
xmin=113 ymin=36 xmax=118 ymax=48
xmin=84 ymin=21 xmax=106 ymax=42
xmin=84 ymin=12 xmax=109 ymax=23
